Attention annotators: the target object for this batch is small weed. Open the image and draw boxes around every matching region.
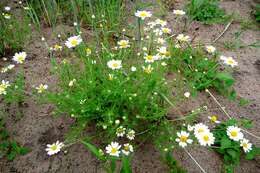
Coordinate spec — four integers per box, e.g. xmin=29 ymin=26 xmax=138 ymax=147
xmin=0 ymin=113 xmax=30 ymax=160
xmin=238 ymin=98 xmax=250 ymax=107
xmin=186 ymin=0 xmax=229 ymax=24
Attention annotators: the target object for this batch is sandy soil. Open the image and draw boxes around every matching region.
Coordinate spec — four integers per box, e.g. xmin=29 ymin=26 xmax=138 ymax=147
xmin=0 ymin=0 xmax=259 ymax=172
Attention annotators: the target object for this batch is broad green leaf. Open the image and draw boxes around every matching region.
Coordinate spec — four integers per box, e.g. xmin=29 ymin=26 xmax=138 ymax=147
xmin=220 ymin=137 xmax=231 ymax=149
xmin=81 ymin=140 xmax=105 ymax=160
xmin=216 ymin=73 xmax=235 ymax=87
xmin=245 ymin=147 xmax=260 ymax=160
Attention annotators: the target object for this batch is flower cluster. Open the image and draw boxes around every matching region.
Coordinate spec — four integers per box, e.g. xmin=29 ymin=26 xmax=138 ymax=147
xmin=0 ymin=80 xmax=11 ymax=95
xmin=226 ymin=126 xmax=252 ymax=153
xmin=105 ymin=127 xmax=135 ymax=157
xmin=0 ymin=51 xmax=27 ymax=96
xmin=220 ymin=56 xmax=238 ymax=68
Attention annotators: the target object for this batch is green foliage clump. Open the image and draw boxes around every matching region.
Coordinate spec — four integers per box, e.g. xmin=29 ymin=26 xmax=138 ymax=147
xmin=186 ymin=0 xmax=227 ymax=24
xmin=170 ymin=45 xmax=236 ymax=99
xmin=3 ymin=73 xmax=26 ymax=105
xmin=212 ymin=119 xmax=259 ymax=173
xmin=255 ymin=4 xmax=260 ymax=22
xmin=0 ymin=8 xmax=31 ymax=56
xmin=0 ymin=115 xmax=29 ymax=160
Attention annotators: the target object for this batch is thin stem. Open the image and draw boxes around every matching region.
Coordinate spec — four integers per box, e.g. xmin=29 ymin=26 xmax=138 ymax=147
xmin=205 ymin=89 xmax=231 ymax=119
xmin=184 ymin=148 xmax=207 ymax=173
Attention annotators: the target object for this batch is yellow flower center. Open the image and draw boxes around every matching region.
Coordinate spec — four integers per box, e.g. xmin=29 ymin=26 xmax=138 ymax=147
xmin=124 ymin=146 xmax=129 ymax=151
xmin=111 ymin=148 xmax=118 ymax=154
xmin=71 ymin=39 xmax=78 ymax=46
xmin=243 ymin=143 xmax=248 ymax=148
xmin=120 ymin=41 xmax=128 ymax=47
xmin=231 ymin=131 xmax=237 ymax=137
xmin=198 ymin=128 xmax=204 ymax=133
xmin=18 ymin=56 xmax=24 ymax=62
xmin=211 ymin=116 xmax=217 ymax=122
xmin=140 ymin=12 xmax=147 ymax=17
xmin=146 ymin=55 xmax=153 ymax=61
xmin=203 ymin=135 xmax=209 ymax=141
xmin=180 ymin=135 xmax=187 ymax=142
xmin=112 ymin=63 xmax=119 ymax=68
xmin=50 ymin=145 xmax=57 ymax=151
xmin=227 ymin=59 xmax=234 ymax=64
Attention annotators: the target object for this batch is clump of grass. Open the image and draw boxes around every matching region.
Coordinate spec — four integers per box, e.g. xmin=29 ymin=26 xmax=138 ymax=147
xmin=0 ymin=6 xmax=31 ymax=56
xmin=186 ymin=0 xmax=228 ymax=24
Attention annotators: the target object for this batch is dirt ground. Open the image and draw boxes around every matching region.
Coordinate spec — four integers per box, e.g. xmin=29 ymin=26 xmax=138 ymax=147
xmin=0 ymin=0 xmax=259 ymax=172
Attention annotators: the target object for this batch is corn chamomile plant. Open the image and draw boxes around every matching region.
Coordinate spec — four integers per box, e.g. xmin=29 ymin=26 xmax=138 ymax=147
xmin=1 ymin=2 xmax=259 ymax=172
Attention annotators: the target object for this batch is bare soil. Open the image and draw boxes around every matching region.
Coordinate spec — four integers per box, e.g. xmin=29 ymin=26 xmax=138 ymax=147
xmin=0 ymin=0 xmax=259 ymax=173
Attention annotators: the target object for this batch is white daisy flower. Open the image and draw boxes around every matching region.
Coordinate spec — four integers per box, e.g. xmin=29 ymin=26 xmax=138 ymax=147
xmin=135 ymin=10 xmax=152 ymax=20
xmin=224 ymin=57 xmax=238 ymax=68
xmin=158 ymin=47 xmax=171 ymax=59
xmin=3 ymin=13 xmax=11 ymax=19
xmin=176 ymin=34 xmax=190 ymax=42
xmin=208 ymin=115 xmax=221 ymax=124
xmin=0 ymin=80 xmax=11 ymax=95
xmin=117 ymin=40 xmax=130 ymax=49
xmin=197 ymin=132 xmax=215 ymax=146
xmin=1 ymin=64 xmax=15 ymax=73
xmin=161 ymin=27 xmax=172 ymax=34
xmin=13 ymin=52 xmax=27 ymax=64
xmin=4 ymin=6 xmax=11 ymax=11
xmin=126 ymin=129 xmax=135 ymax=140
xmin=153 ymin=28 xmax=163 ymax=36
xmin=155 ymin=19 xmax=167 ymax=26
xmin=173 ymin=10 xmax=186 ymax=16
xmin=184 ymin=92 xmax=190 ymax=98
xmin=107 ymin=60 xmax=122 ymax=70
xmin=69 ymin=79 xmax=76 ymax=87
xmin=175 ymin=131 xmax=193 ymax=148
xmin=240 ymin=138 xmax=252 ymax=153
xmin=161 ymin=62 xmax=167 ymax=66
xmin=144 ymin=55 xmax=155 ymax=63
xmin=205 ymin=45 xmax=216 ymax=54
xmin=35 ymin=84 xmax=48 ymax=93
xmin=65 ymin=35 xmax=82 ymax=48
xmin=193 ymin=123 xmax=210 ymax=138
xmin=105 ymin=142 xmax=121 ymax=157
xmin=116 ymin=126 xmax=126 ymax=137
xmin=220 ymin=55 xmax=227 ymax=61
xmin=157 ymin=38 xmax=166 ymax=44
xmin=147 ymin=21 xmax=157 ymax=29
xmin=142 ymin=65 xmax=154 ymax=74
xmin=227 ymin=126 xmax=244 ymax=141
xmin=131 ymin=66 xmax=137 ymax=72
xmin=122 ymin=143 xmax=134 ymax=156
xmin=187 ymin=124 xmax=194 ymax=131
xmin=46 ymin=141 xmax=64 ymax=156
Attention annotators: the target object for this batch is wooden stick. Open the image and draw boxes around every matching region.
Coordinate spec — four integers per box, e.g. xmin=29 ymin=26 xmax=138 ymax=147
xmin=212 ymin=20 xmax=233 ymax=43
